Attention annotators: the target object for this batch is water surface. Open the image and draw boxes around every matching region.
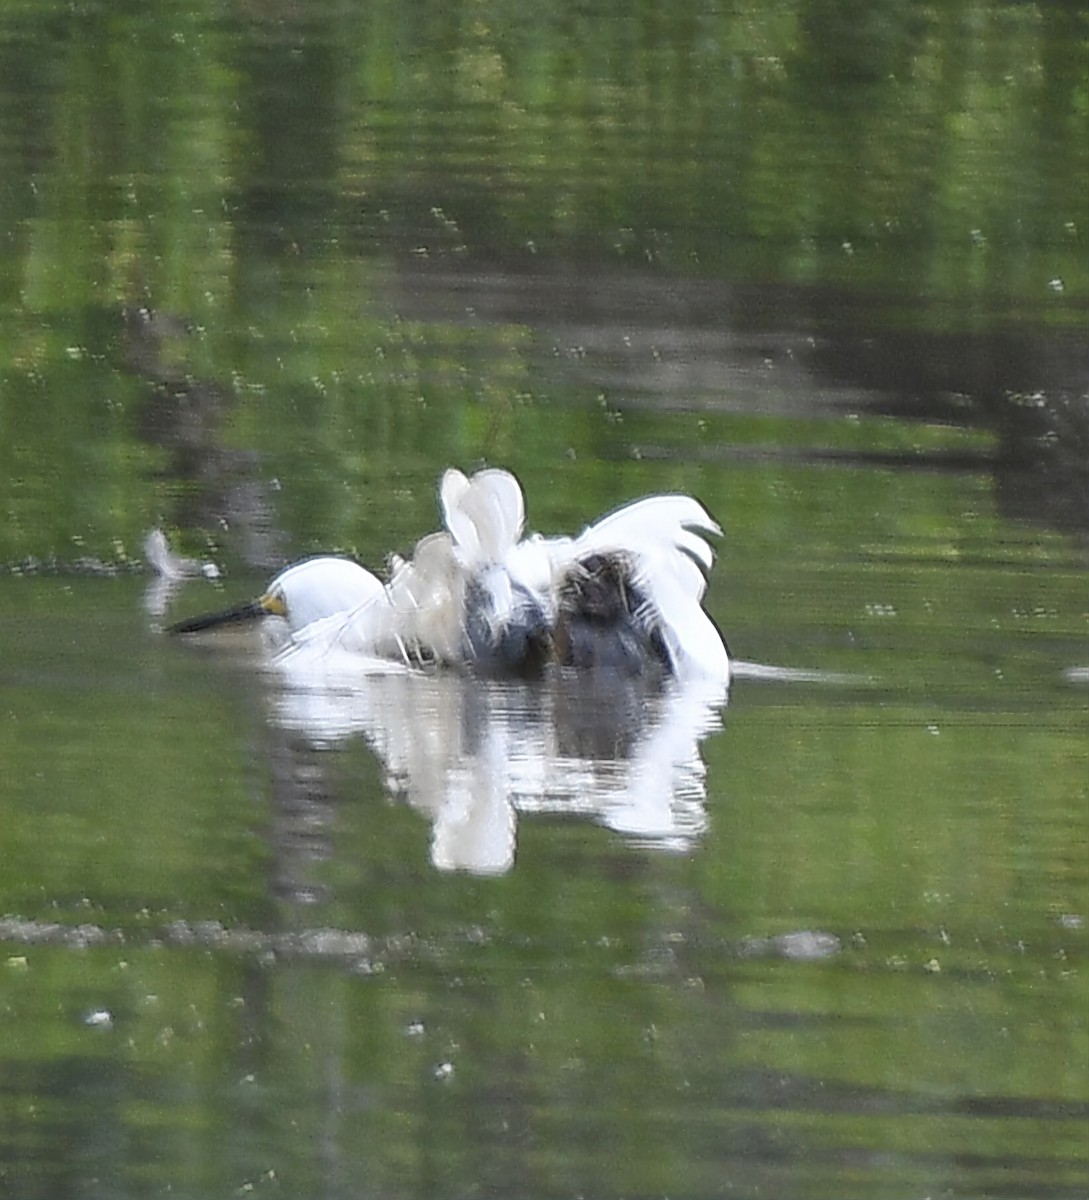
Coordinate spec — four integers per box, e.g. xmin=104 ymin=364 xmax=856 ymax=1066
xmin=1 ymin=2 xmax=1086 ymax=1198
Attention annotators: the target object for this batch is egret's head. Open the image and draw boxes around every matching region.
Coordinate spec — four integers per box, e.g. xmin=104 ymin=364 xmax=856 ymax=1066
xmin=169 ymin=556 xmax=384 ymax=638
xmin=259 ymin=557 xmax=386 ymax=633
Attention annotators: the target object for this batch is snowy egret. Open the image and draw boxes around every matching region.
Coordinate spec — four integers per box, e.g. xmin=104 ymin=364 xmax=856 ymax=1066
xmin=284 ymin=467 xmax=730 ymax=685
xmin=171 ymin=467 xmax=730 ymax=686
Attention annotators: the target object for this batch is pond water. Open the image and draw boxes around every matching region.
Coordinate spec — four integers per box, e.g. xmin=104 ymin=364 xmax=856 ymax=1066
xmin=1 ymin=3 xmax=1087 ymax=1199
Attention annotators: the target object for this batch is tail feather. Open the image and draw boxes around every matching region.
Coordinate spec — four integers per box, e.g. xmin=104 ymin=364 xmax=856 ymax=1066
xmin=438 ymin=469 xmax=473 ymax=552
xmin=433 ymin=468 xmax=546 ymax=672
xmin=463 ymin=469 xmax=526 ymax=561
xmin=440 ymin=468 xmax=525 ymax=563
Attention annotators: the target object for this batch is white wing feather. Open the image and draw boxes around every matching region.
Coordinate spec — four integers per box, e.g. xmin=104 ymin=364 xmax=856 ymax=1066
xmin=440 ymin=467 xmax=525 ymax=564
xmin=575 ymin=495 xmax=720 ymax=565
xmin=548 ymin=492 xmax=727 ymax=683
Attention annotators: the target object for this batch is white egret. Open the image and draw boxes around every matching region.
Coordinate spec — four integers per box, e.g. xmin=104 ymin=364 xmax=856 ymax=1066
xmin=285 ymin=467 xmax=730 ymax=685
xmin=172 ymin=467 xmax=731 ymax=687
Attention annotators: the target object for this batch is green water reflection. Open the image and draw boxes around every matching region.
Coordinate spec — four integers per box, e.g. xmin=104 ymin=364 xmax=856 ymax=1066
xmin=2 ymin=547 xmax=1085 ymax=1199
xmin=1 ymin=0 xmax=1087 ymax=1198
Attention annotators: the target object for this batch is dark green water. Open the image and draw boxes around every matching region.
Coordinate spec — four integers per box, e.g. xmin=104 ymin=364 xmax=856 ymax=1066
xmin=1 ymin=2 xmax=1087 ymax=1198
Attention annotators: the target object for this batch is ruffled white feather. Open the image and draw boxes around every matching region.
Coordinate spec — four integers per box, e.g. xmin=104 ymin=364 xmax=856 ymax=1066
xmin=273 ymin=467 xmax=729 ymax=686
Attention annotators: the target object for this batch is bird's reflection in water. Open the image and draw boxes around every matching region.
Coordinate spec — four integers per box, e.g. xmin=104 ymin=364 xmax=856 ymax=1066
xmin=268 ymin=658 xmax=727 ymax=876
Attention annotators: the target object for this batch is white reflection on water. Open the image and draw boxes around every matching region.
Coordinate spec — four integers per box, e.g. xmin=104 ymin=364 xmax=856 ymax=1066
xmin=268 ymin=649 xmax=727 ymax=876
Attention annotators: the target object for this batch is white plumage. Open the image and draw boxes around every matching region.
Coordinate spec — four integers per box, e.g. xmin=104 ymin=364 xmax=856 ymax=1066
xmin=266 ymin=557 xmax=387 ymax=630
xmin=385 ymin=468 xmax=555 ymax=672
xmin=542 ymin=489 xmax=728 ymax=682
xmin=172 ymin=467 xmax=730 ymax=687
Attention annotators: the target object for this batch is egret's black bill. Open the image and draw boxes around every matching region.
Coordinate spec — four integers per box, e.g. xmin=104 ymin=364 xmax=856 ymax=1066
xmin=168 ymin=599 xmax=267 ymax=635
